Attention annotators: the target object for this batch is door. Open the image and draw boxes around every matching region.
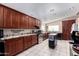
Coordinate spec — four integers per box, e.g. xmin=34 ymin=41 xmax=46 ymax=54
xmin=62 ymin=20 xmax=75 ymax=40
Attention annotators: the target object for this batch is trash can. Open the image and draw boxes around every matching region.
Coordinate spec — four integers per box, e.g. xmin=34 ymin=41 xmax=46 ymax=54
xmin=48 ymin=34 xmax=57 ymax=49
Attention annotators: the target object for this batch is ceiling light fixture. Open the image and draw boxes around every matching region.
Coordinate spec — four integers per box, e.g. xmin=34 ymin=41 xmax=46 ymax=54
xmin=50 ymin=9 xmax=54 ymax=12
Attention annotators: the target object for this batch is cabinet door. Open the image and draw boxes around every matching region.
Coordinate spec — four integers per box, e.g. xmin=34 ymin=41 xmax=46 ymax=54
xmin=27 ymin=36 xmax=32 ymax=48
xmin=28 ymin=17 xmax=32 ymax=29
xmin=0 ymin=5 xmax=4 ymax=28
xmin=19 ymin=14 xmax=24 ymax=28
xmin=31 ymin=35 xmax=37 ymax=46
xmin=32 ymin=18 xmax=35 ymax=29
xmin=28 ymin=17 xmax=31 ymax=29
xmin=3 ymin=7 xmax=12 ymax=28
xmin=22 ymin=15 xmax=28 ymax=29
xmin=24 ymin=15 xmax=29 ymax=29
xmin=5 ymin=40 xmax=10 ymax=56
xmin=11 ymin=11 xmax=19 ymax=28
xmin=16 ymin=37 xmax=23 ymax=53
xmin=23 ymin=37 xmax=28 ymax=49
xmin=5 ymin=39 xmax=16 ymax=56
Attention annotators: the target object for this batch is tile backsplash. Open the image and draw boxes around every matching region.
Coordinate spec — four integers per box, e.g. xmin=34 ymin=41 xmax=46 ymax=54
xmin=3 ymin=29 xmax=38 ymax=37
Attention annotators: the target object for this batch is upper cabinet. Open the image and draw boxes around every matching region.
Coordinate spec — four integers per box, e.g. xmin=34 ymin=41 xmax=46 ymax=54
xmin=11 ymin=10 xmax=20 ymax=28
xmin=32 ymin=18 xmax=36 ymax=29
xmin=20 ymin=14 xmax=29 ymax=29
xmin=0 ymin=5 xmax=4 ymax=28
xmin=3 ymin=7 xmax=12 ymax=28
xmin=28 ymin=16 xmax=33 ymax=29
xmin=0 ymin=4 xmax=41 ymax=29
xmin=35 ymin=19 xmax=41 ymax=28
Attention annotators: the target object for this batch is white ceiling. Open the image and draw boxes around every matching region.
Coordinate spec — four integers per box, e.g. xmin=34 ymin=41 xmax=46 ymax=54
xmin=1 ymin=3 xmax=79 ymax=23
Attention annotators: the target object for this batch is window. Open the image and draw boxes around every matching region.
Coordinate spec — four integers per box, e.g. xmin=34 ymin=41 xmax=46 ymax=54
xmin=41 ymin=25 xmax=45 ymax=32
xmin=48 ymin=25 xmax=59 ymax=32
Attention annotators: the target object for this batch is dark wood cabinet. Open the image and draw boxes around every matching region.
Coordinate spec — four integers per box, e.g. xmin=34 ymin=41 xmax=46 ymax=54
xmin=16 ymin=37 xmax=23 ymax=53
xmin=3 ymin=7 xmax=20 ymax=28
xmin=28 ymin=36 xmax=32 ymax=48
xmin=25 ymin=15 xmax=29 ymax=29
xmin=5 ymin=39 xmax=16 ymax=56
xmin=11 ymin=11 xmax=20 ymax=28
xmin=3 ymin=7 xmax=12 ymax=28
xmin=20 ymin=14 xmax=24 ymax=28
xmin=28 ymin=17 xmax=40 ymax=29
xmin=20 ymin=14 xmax=29 ymax=29
xmin=23 ymin=37 xmax=28 ymax=50
xmin=32 ymin=18 xmax=36 ymax=29
xmin=34 ymin=19 xmax=41 ymax=29
xmin=23 ymin=15 xmax=29 ymax=29
xmin=31 ymin=35 xmax=37 ymax=46
xmin=0 ymin=5 xmax=4 ymax=28
xmin=0 ymin=4 xmax=41 ymax=29
xmin=23 ymin=36 xmax=32 ymax=49
xmin=28 ymin=17 xmax=32 ymax=29
xmin=3 ymin=35 xmax=38 ymax=56
xmin=4 ymin=37 xmax=23 ymax=56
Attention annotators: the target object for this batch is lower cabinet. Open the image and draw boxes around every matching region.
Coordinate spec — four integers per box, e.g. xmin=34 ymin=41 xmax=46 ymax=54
xmin=4 ymin=38 xmax=23 ymax=56
xmin=15 ymin=37 xmax=23 ymax=54
xmin=5 ymin=39 xmax=16 ymax=56
xmin=23 ymin=35 xmax=37 ymax=50
xmin=3 ymin=35 xmax=38 ymax=56
xmin=31 ymin=35 xmax=38 ymax=46
xmin=23 ymin=36 xmax=32 ymax=50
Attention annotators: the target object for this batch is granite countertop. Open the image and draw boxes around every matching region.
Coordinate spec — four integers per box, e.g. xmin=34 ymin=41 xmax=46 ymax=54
xmin=49 ymin=33 xmax=58 ymax=36
xmin=0 ymin=34 xmax=37 ymax=40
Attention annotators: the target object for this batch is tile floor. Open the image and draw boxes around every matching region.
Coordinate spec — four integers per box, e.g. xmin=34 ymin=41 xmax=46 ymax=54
xmin=17 ymin=39 xmax=70 ymax=56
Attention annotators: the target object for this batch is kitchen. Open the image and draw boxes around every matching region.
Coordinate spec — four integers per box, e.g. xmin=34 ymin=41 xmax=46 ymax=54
xmin=0 ymin=3 xmax=79 ymax=56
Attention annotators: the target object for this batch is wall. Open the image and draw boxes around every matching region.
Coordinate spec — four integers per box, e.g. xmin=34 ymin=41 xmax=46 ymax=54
xmin=46 ymin=20 xmax=62 ymax=33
